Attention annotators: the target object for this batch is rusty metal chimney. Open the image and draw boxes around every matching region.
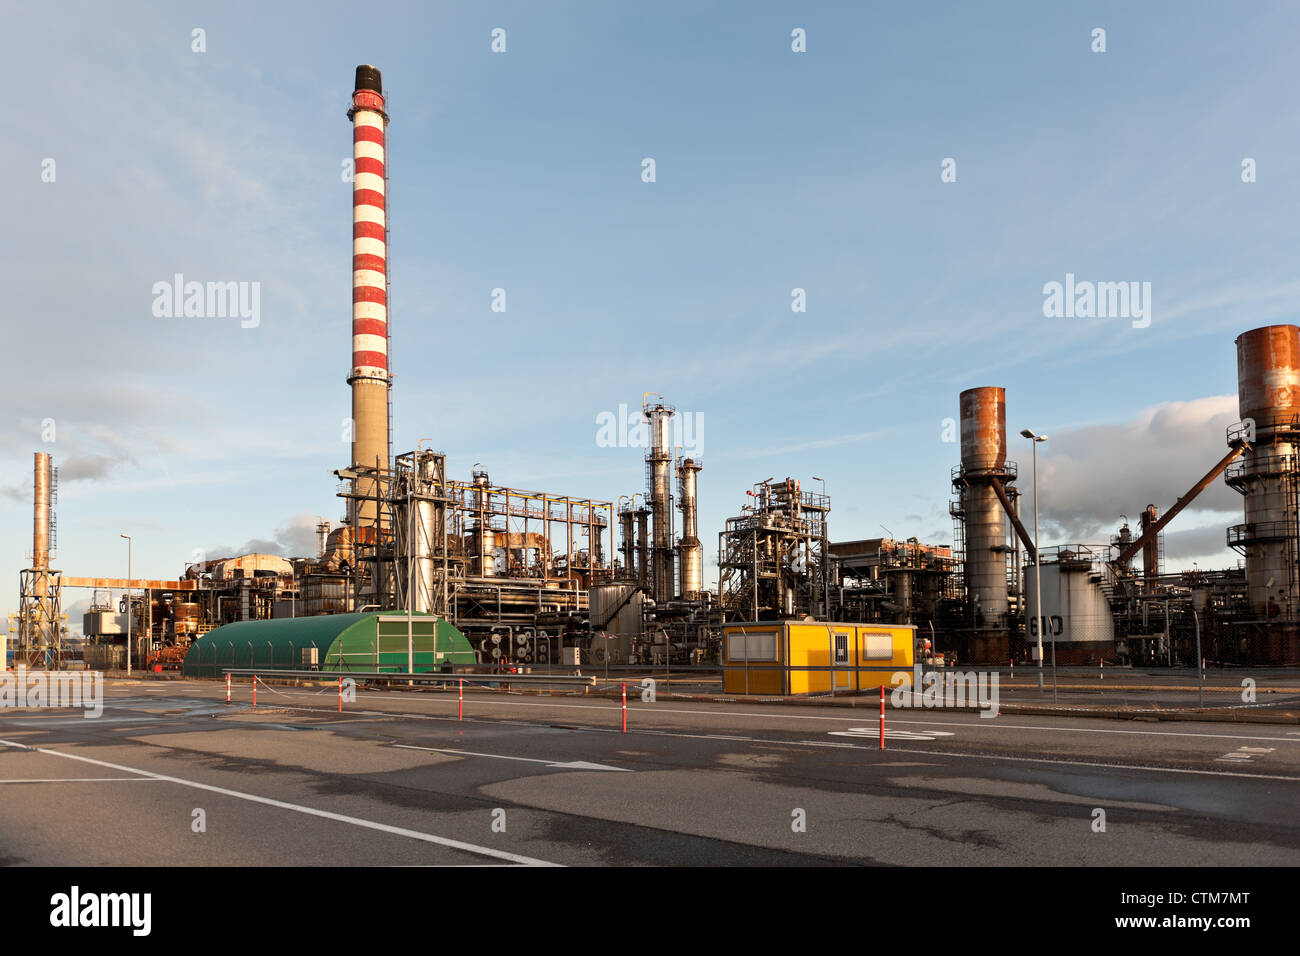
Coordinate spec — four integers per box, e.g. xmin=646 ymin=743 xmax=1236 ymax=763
xmin=957 ymin=387 xmax=1010 ymax=626
xmin=33 ymin=452 xmax=51 ymax=569
xmin=1230 ymin=325 xmax=1300 ymax=619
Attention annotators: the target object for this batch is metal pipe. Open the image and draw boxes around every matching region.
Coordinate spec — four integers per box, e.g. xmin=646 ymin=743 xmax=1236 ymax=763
xmin=1114 ymin=442 xmax=1247 ymax=567
xmin=989 ymin=476 xmax=1036 ymax=562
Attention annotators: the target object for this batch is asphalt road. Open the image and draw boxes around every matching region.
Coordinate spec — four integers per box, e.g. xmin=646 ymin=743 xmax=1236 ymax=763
xmin=2 ymin=677 xmax=1298 ymax=866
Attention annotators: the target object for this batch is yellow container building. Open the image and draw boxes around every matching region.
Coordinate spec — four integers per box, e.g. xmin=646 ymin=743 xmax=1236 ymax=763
xmin=720 ymin=621 xmax=915 ymax=696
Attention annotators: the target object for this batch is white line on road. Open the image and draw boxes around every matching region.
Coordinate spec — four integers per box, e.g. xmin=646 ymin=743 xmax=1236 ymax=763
xmin=566 ymin=726 xmax=1300 ymax=782
xmin=0 ymin=778 xmax=161 ymax=784
xmin=168 ymin=686 xmax=1300 ymax=745
xmin=393 ymin=744 xmax=631 ymax=772
xmin=830 ymin=728 xmax=957 ymax=741
xmin=0 ymin=737 xmax=559 ymax=866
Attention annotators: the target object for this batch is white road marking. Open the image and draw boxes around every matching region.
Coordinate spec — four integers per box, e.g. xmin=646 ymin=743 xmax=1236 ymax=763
xmin=829 ymin=728 xmax=957 ymax=741
xmin=1216 ymin=746 xmax=1276 ymax=764
xmin=0 ymin=737 xmax=559 ymax=866
xmin=393 ymin=743 xmax=631 ymax=772
xmin=0 ymin=777 xmax=160 ymax=784
xmin=0 ymin=716 xmax=157 ymax=726
xmin=193 ymin=687 xmax=1300 ymax=745
xmin=881 ymin=745 xmax=1300 ymax=782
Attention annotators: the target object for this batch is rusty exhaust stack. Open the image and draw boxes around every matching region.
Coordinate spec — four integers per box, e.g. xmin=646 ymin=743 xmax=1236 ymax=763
xmin=33 ymin=452 xmax=51 ymax=569
xmin=1230 ymin=325 xmax=1300 ymax=619
xmin=957 ymin=387 xmax=1011 ymax=626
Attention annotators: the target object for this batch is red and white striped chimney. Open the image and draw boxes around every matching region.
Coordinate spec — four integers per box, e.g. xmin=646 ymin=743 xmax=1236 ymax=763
xmin=348 ymin=65 xmax=390 ymax=526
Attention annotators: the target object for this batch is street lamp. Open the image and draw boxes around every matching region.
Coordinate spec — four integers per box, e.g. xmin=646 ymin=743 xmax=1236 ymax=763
xmin=120 ymin=533 xmax=132 ymax=676
xmin=1019 ymin=430 xmax=1052 ymax=699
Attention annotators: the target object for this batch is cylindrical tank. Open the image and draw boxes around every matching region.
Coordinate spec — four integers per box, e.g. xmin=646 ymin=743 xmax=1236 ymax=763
xmin=33 ymin=452 xmax=51 ymax=568
xmin=959 ymin=387 xmax=1007 ymax=470
xmin=173 ymin=602 xmax=201 ymax=637
xmin=473 ymin=526 xmax=497 ymax=576
xmin=589 ymin=582 xmax=644 ymax=638
xmin=1023 ymin=561 xmax=1115 ymax=648
xmin=1237 ymin=326 xmax=1300 ymax=425
xmin=1234 ymin=325 xmax=1300 ymax=617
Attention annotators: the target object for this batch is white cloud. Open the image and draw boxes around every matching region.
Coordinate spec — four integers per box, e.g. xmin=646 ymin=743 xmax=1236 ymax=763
xmin=1033 ymin=396 xmax=1242 ymax=565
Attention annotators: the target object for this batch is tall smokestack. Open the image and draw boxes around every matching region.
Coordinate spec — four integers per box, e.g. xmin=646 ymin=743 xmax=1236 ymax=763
xmin=677 ymin=458 xmax=702 ymax=598
xmin=1231 ymin=325 xmax=1300 ymax=619
xmin=349 ymin=64 xmax=391 ymax=529
xmin=958 ymin=387 xmax=1010 ymax=626
xmin=33 ymin=452 xmax=51 ymax=569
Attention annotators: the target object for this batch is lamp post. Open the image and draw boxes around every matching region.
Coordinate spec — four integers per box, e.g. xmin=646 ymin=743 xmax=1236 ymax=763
xmin=120 ymin=533 xmax=132 ymax=676
xmin=1019 ymin=430 xmax=1050 ymax=698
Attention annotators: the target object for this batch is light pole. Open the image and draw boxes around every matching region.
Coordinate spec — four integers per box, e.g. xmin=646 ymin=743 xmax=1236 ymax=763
xmin=120 ymin=533 xmax=132 ymax=676
xmin=1019 ymin=430 xmax=1049 ymax=697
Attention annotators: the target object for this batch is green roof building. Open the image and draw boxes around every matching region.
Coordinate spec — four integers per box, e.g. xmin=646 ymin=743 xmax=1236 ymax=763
xmin=182 ymin=612 xmax=477 ymax=677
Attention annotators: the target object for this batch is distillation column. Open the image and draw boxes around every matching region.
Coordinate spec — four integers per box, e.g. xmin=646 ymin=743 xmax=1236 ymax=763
xmin=646 ymin=401 xmax=676 ymax=603
xmin=677 ymin=458 xmax=703 ymax=598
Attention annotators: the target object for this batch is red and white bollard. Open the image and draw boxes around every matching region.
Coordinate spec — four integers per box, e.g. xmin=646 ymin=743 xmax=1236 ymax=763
xmin=338 ymin=675 xmax=343 ymax=713
xmin=879 ymin=685 xmax=885 ymax=751
xmin=621 ymin=682 xmax=627 ymax=734
xmin=226 ymin=673 xmax=231 ymax=703
xmin=253 ymin=676 xmax=257 ymax=709
xmin=458 ymin=679 xmax=464 ymax=720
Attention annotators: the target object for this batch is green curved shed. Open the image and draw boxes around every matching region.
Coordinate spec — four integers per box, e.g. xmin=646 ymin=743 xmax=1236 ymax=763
xmin=182 ymin=612 xmax=476 ymax=677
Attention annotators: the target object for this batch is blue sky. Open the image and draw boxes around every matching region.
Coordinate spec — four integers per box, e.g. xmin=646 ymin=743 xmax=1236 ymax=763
xmin=4 ymin=1 xmax=1299 ymax=625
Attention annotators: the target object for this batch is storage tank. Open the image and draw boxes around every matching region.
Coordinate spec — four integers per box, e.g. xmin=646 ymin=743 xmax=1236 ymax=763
xmin=589 ymin=582 xmax=644 ymax=638
xmin=173 ymin=603 xmax=202 ymax=638
xmin=472 ymin=526 xmax=497 ymax=576
xmin=1022 ymin=556 xmax=1115 ymax=658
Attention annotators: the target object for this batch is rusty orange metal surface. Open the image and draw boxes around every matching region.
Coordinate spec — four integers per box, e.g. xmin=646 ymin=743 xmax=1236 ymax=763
xmin=1236 ymin=325 xmax=1300 ymax=422
xmin=61 ymin=577 xmax=198 ymax=590
xmin=959 ymin=386 xmax=1006 ymax=470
